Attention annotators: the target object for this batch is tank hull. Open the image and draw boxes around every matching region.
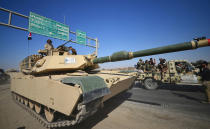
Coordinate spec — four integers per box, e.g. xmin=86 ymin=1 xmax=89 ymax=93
xmin=10 ymin=73 xmax=81 ymax=115
xmin=10 ymin=71 xmax=137 ymax=128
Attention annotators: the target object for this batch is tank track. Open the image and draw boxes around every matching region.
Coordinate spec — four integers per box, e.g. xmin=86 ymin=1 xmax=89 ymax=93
xmin=11 ymin=92 xmax=101 ymax=128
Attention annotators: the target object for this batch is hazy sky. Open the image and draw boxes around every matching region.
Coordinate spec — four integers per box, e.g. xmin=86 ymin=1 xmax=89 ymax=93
xmin=0 ymin=0 xmax=210 ymax=70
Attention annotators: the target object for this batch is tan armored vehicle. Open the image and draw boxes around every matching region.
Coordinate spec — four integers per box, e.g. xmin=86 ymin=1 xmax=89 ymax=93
xmin=10 ymin=37 xmax=210 ymax=128
xmin=137 ymin=60 xmax=203 ymax=90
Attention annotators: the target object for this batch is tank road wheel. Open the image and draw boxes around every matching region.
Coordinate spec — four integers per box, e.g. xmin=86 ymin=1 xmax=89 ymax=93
xmin=35 ymin=103 xmax=42 ymax=114
xmin=144 ymin=78 xmax=159 ymax=90
xmin=29 ymin=100 xmax=34 ymax=109
xmin=17 ymin=95 xmax=21 ymax=102
xmin=24 ymin=99 xmax=29 ymax=106
xmin=44 ymin=108 xmax=55 ymax=122
xmin=15 ymin=94 xmax=18 ymax=100
xmin=20 ymin=97 xmax=24 ymax=104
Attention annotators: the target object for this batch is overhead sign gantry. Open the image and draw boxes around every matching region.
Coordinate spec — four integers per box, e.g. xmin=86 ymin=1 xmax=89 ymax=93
xmin=0 ymin=7 xmax=98 ymax=56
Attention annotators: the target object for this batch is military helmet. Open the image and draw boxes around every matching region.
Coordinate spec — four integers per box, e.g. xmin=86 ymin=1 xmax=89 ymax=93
xmin=47 ymin=39 xmax=52 ymax=44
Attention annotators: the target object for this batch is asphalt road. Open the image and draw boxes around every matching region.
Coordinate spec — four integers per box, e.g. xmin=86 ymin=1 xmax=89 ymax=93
xmin=129 ymin=82 xmax=210 ymax=121
xmin=0 ymin=82 xmax=210 ymax=129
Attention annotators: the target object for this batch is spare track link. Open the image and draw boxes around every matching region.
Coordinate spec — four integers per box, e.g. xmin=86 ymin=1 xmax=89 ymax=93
xmin=11 ymin=93 xmax=100 ymax=128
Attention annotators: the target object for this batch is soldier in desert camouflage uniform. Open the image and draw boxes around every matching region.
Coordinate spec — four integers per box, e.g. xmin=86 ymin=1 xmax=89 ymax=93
xmin=44 ymin=39 xmax=54 ymax=56
xmin=200 ymin=61 xmax=210 ymax=103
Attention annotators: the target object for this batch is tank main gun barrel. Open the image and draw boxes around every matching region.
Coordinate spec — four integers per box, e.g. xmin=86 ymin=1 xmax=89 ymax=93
xmin=92 ymin=38 xmax=210 ymax=64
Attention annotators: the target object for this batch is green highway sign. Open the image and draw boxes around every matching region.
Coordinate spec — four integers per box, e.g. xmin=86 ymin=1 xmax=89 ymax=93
xmin=29 ymin=12 xmax=69 ymax=41
xmin=76 ymin=30 xmax=86 ymax=45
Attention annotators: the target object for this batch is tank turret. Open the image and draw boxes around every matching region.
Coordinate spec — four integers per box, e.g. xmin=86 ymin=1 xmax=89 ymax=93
xmin=20 ymin=38 xmax=210 ymax=74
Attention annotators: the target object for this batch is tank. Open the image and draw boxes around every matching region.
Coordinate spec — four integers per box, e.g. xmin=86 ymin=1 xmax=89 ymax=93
xmin=10 ymin=37 xmax=210 ymax=128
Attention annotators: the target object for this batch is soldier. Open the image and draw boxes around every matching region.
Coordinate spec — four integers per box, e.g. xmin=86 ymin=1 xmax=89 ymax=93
xmin=137 ymin=59 xmax=142 ymax=68
xmin=176 ymin=63 xmax=182 ymax=73
xmin=158 ymin=58 xmax=164 ymax=72
xmin=137 ymin=59 xmax=145 ymax=72
xmin=45 ymin=39 xmax=54 ymax=51
xmin=136 ymin=59 xmax=140 ymax=69
xmin=44 ymin=39 xmax=54 ymax=55
xmin=149 ymin=58 xmax=157 ymax=72
xmin=162 ymin=58 xmax=167 ymax=72
xmin=149 ymin=58 xmax=154 ymax=66
xmin=145 ymin=60 xmax=151 ymax=72
xmin=153 ymin=58 xmax=156 ymax=66
xmin=69 ymin=46 xmax=77 ymax=55
xmin=158 ymin=58 xmax=167 ymax=79
xmin=200 ymin=61 xmax=210 ymax=103
xmin=180 ymin=63 xmax=187 ymax=73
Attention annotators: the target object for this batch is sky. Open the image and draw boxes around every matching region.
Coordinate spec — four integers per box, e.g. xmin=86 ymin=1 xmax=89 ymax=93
xmin=0 ymin=0 xmax=210 ymax=70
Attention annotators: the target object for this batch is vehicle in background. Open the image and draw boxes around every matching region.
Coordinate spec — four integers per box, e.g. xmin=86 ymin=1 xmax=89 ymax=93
xmin=137 ymin=60 xmax=203 ymax=90
xmin=0 ymin=69 xmax=10 ymax=84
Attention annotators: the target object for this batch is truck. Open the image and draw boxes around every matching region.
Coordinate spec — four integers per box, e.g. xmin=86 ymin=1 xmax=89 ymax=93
xmin=137 ymin=60 xmax=204 ymax=90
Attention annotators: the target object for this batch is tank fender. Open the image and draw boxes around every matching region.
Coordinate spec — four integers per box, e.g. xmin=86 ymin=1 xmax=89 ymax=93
xmin=61 ymin=76 xmax=110 ymax=104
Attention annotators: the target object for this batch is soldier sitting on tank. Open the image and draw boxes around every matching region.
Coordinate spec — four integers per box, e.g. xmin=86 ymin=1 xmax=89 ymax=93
xmin=45 ymin=39 xmax=54 ymax=49
xmin=38 ymin=39 xmax=54 ymax=56
xmin=44 ymin=39 xmax=54 ymax=56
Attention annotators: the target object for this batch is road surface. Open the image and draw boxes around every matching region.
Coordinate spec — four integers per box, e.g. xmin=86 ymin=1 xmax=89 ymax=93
xmin=0 ymin=82 xmax=210 ymax=129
